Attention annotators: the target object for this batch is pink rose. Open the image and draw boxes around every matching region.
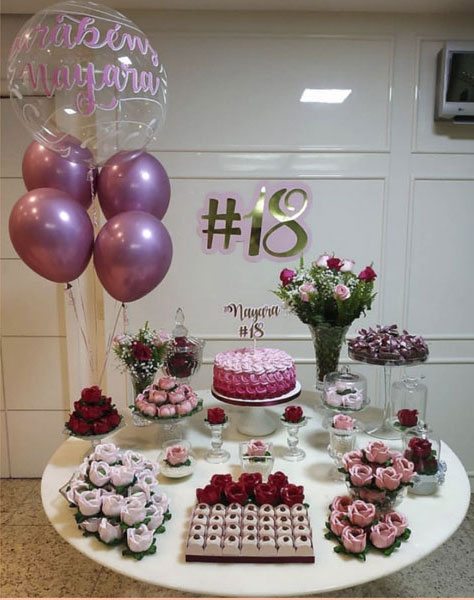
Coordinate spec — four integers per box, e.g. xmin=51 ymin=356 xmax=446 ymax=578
xmin=365 ymin=441 xmax=391 ymax=464
xmin=334 ymin=284 xmax=351 ymax=301
xmin=332 ymin=414 xmax=355 ymax=431
xmin=392 ymin=456 xmax=415 ymax=483
xmin=330 ymin=495 xmax=352 ymax=514
xmin=299 ymin=282 xmax=316 ymax=302
xmin=158 ymin=404 xmax=176 ymax=418
xmin=140 ymin=402 xmax=157 ymax=418
xmin=168 ymin=390 xmax=186 ymax=404
xmin=349 ymin=464 xmax=373 ymax=487
xmin=329 ymin=510 xmax=347 ymax=536
xmin=340 ymin=259 xmax=355 ymax=273
xmin=158 ymin=377 xmax=176 ymax=391
xmin=341 ymin=526 xmax=366 ymax=554
xmin=177 ymin=400 xmax=193 ymax=415
xmin=358 ymin=488 xmax=387 ymax=504
xmin=383 ymin=512 xmax=408 ymax=537
xmin=315 ymin=253 xmax=330 ymax=268
xmin=149 ymin=390 xmax=168 ymax=405
xmin=165 ymin=444 xmax=189 ymax=466
xmin=246 ymin=440 xmax=268 ymax=457
xmin=343 ymin=450 xmax=364 ymax=471
xmin=280 ymin=268 xmax=296 ymax=286
xmin=375 ymin=466 xmax=403 ymax=491
xmin=347 ymin=500 xmax=376 ymax=527
xmin=370 ymin=522 xmax=397 ymax=549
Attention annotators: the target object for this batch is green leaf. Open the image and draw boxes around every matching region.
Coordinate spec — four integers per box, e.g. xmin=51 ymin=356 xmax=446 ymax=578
xmin=156 ymin=525 xmax=166 ymax=534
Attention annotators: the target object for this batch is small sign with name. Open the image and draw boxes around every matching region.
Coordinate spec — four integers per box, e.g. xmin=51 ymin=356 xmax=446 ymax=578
xmin=223 ymin=302 xmax=281 ymax=339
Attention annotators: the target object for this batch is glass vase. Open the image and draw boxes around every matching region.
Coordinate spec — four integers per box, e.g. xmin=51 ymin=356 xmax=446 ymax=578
xmin=205 ymin=422 xmax=230 ymax=464
xmin=308 ymin=324 xmax=349 ymax=390
xmin=131 ymin=375 xmax=155 ymax=397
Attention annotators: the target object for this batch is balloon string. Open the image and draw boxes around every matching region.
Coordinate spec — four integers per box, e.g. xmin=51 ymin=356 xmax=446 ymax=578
xmin=98 ymin=302 xmax=125 ymax=387
xmin=65 ymin=283 xmax=95 ymax=374
xmin=123 ymin=302 xmax=129 ymax=333
xmin=87 ymin=166 xmax=98 ymax=227
xmin=77 ymin=277 xmax=95 ymax=372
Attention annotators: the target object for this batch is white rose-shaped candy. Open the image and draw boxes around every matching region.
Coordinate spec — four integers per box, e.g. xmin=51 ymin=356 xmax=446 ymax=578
xmin=77 ymin=489 xmax=102 ymax=516
xmin=135 ymin=469 xmax=158 ymax=489
xmin=78 ymin=458 xmax=90 ymax=478
xmin=65 ymin=479 xmax=89 ymax=505
xmin=150 ymin=490 xmax=169 ymax=513
xmin=146 ymin=505 xmax=164 ymax=531
xmin=110 ymin=465 xmax=135 ymax=488
xmin=98 ymin=518 xmax=123 ymax=544
xmin=143 ymin=460 xmax=160 ymax=477
xmin=126 ymin=524 xmax=154 ymax=553
xmin=127 ymin=490 xmax=148 ymax=506
xmin=80 ymin=517 xmax=101 ymax=532
xmin=122 ymin=450 xmax=146 ymax=470
xmin=88 ymin=461 xmax=111 ymax=487
xmin=91 ymin=443 xmax=120 ymax=465
xmin=101 ymin=493 xmax=124 ymax=517
xmin=121 ymin=496 xmax=147 ymax=526
xmin=128 ymin=481 xmax=152 ymax=502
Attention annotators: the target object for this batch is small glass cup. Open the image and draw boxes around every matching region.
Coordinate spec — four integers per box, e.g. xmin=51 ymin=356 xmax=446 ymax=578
xmin=328 ymin=425 xmax=358 ymax=467
xmin=402 ymin=422 xmax=446 ymax=495
xmin=239 ymin=441 xmax=274 ymax=478
xmin=205 ymin=420 xmax=230 ymax=464
xmin=281 ymin=417 xmax=307 ymax=462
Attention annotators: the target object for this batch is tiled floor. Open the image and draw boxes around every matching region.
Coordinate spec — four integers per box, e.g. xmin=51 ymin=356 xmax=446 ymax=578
xmin=0 ymin=479 xmax=473 ymax=598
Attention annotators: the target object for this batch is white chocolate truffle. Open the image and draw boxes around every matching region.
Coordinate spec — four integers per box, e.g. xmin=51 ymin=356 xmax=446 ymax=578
xmin=293 ymin=523 xmax=311 ymax=537
xmin=207 ymin=523 xmax=223 ymax=537
xmin=192 ymin=513 xmax=208 ymax=527
xmin=241 ymin=533 xmax=259 ymax=556
xmin=211 ymin=503 xmax=226 ymax=516
xmin=222 ymin=534 xmax=240 ymax=556
xmin=275 ymin=515 xmax=292 ymax=528
xmin=227 ymin=503 xmax=242 ymax=515
xmin=292 ymin=515 xmax=310 ymax=528
xmin=190 ymin=523 xmax=206 ymax=537
xmin=275 ymin=504 xmax=291 ymax=518
xmin=276 ymin=525 xmax=293 ymax=538
xmin=187 ymin=533 xmax=205 ymax=555
xmin=208 ymin=514 xmax=225 ymax=527
xmin=259 ymin=514 xmax=274 ymax=527
xmin=258 ymin=524 xmax=275 ymax=538
xmin=224 ymin=513 xmax=241 ymax=527
xmin=243 ymin=503 xmax=258 ymax=515
xmin=242 ymin=524 xmax=258 ymax=537
xmin=294 ymin=534 xmax=313 ymax=556
xmin=277 ymin=535 xmax=296 ymax=556
xmin=290 ymin=503 xmax=307 ymax=518
xmin=242 ymin=513 xmax=258 ymax=526
xmin=204 ymin=534 xmax=222 ymax=556
xmin=225 ymin=523 xmax=241 ymax=537
xmin=258 ymin=535 xmax=277 ymax=556
xmin=194 ymin=503 xmax=211 ymax=516
xmin=259 ymin=504 xmax=275 ymax=517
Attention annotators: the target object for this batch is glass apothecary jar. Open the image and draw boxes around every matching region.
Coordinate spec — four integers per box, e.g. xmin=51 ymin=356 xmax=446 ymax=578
xmin=402 ymin=423 xmax=446 ymax=495
xmin=322 ymin=367 xmax=368 ymax=413
xmin=164 ymin=308 xmax=205 ymax=384
xmin=392 ymin=374 xmax=427 ymax=431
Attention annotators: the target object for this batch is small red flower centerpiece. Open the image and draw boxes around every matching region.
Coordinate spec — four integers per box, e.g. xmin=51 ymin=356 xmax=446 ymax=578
xmin=65 ymin=386 xmax=123 ymax=438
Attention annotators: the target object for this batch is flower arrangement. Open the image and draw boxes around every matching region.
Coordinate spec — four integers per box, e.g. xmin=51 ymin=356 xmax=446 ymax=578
xmin=325 ymin=495 xmax=411 ymax=561
xmin=132 ymin=376 xmax=202 ymax=420
xmin=339 ymin=441 xmax=415 ymax=510
xmin=62 ymin=443 xmax=171 ymax=560
xmin=404 ymin=437 xmax=438 ymax=475
xmin=281 ymin=405 xmax=305 ymax=424
xmin=113 ymin=323 xmax=169 ymax=394
xmin=196 ymin=471 xmax=306 ymax=507
xmin=65 ymin=386 xmax=122 ymax=437
xmin=205 ymin=407 xmax=228 ymax=425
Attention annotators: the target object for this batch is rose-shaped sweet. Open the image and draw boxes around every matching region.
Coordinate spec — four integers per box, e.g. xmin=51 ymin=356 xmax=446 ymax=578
xmin=334 ymin=284 xmax=350 ymax=301
xmin=146 ymin=505 xmax=164 ymax=531
xmin=246 ymin=440 xmax=268 ymax=457
xmin=92 ymin=419 xmax=111 ymax=435
xmin=91 ymin=443 xmax=119 ymax=465
xmin=280 ymin=268 xmax=295 ymax=286
xmin=349 ymin=464 xmax=373 ymax=487
xmin=325 ymin=390 xmax=343 ymax=407
xmin=299 ymin=282 xmax=316 ymax=302
xmin=107 ymin=412 xmax=121 ymax=429
xmin=408 ymin=437 xmax=432 ymax=459
xmin=341 ymin=526 xmax=366 ymax=554
xmin=89 ymin=461 xmax=111 ymax=487
xmin=332 ymin=414 xmax=355 ymax=431
xmin=238 ymin=472 xmax=263 ymax=495
xmin=121 ymin=496 xmax=147 ymax=526
xmin=330 ymin=495 xmax=352 ymax=514
xmin=109 ymin=465 xmax=135 ymax=488
xmin=176 ymin=400 xmax=193 ymax=416
xmin=168 ymin=390 xmax=186 ymax=404
xmin=342 ymin=450 xmax=364 ymax=471
xmin=370 ymin=522 xmax=397 ymax=549
xmin=358 ymin=488 xmax=387 ymax=504
xmin=122 ymin=451 xmax=146 ymax=471
xmin=210 ymin=473 xmax=233 ymax=494
xmin=98 ymin=518 xmax=123 ymax=544
xmin=375 ymin=466 xmax=403 ymax=491
xmin=196 ymin=484 xmax=222 ymax=505
xmin=127 ymin=523 xmax=154 ymax=552
xmin=329 ymin=510 xmax=347 ymax=537
xmin=158 ymin=377 xmax=176 ymax=391
xmin=101 ymin=493 xmax=124 ymax=517
xmin=207 ymin=407 xmax=226 ymax=425
xmin=280 ymin=484 xmax=304 ymax=507
xmin=283 ymin=405 xmax=304 ymax=423
xmin=397 ymin=409 xmax=418 ymax=427
xmin=80 ymin=517 xmax=101 ymax=533
xmin=224 ymin=482 xmax=249 ymax=505
xmin=165 ymin=444 xmax=189 ymax=466
xmin=383 ymin=511 xmax=408 ymax=537
xmin=347 ymin=500 xmax=377 ymax=527
xmin=135 ymin=469 xmax=158 ymax=488
xmin=392 ymin=456 xmax=415 ymax=483
xmin=340 ymin=258 xmax=355 ymax=273
xmin=81 ymin=385 xmax=102 ymax=404
xmin=365 ymin=441 xmax=391 ymax=464
xmin=343 ymin=392 xmax=363 ymax=410
xmin=188 ymin=395 xmax=199 ymax=410
xmin=139 ymin=402 xmax=157 ymax=418
xmin=75 ymin=403 xmax=106 ymax=420
xmin=129 ymin=481 xmax=152 ymax=502
xmin=149 ymin=390 xmax=168 ymax=405
xmin=77 ymin=489 xmax=102 ymax=516
xmin=315 ymin=253 xmax=330 ymax=268
xmin=131 ymin=341 xmax=152 ymax=361
xmin=150 ymin=490 xmax=169 ymax=513
xmin=267 ymin=471 xmax=289 ymax=491
xmin=65 ymin=479 xmax=89 ymax=505
xmin=68 ymin=415 xmax=91 ymax=436
xmin=358 ymin=266 xmax=377 ymax=281
xmin=327 ymin=257 xmax=342 ymax=271
xmin=158 ymin=405 xmax=177 ymax=418
xmin=254 ymin=483 xmax=279 ymax=506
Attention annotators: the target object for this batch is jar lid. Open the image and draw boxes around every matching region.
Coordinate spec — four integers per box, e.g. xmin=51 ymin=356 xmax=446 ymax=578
xmin=324 ymin=366 xmax=366 ymax=385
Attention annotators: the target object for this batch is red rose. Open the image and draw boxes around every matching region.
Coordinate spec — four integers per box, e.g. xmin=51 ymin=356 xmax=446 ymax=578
xmin=68 ymin=415 xmax=91 ymax=436
xmin=358 ymin=266 xmax=377 ymax=282
xmin=196 ymin=484 xmax=222 ymax=505
xmin=224 ymin=482 xmax=248 ymax=505
xmin=397 ymin=409 xmax=418 ymax=427
xmin=238 ymin=472 xmax=262 ymax=495
xmin=267 ymin=471 xmax=289 ymax=490
xmin=327 ymin=257 xmax=342 ymax=271
xmin=92 ymin=418 xmax=111 ymax=435
xmin=81 ymin=386 xmax=102 ymax=404
xmin=207 ymin=407 xmax=226 ymax=425
xmin=77 ymin=404 xmax=106 ymax=420
xmin=283 ymin=405 xmax=303 ymax=423
xmin=254 ymin=483 xmax=279 ymax=506
xmin=408 ymin=437 xmax=432 ymax=459
xmin=280 ymin=484 xmax=305 ymax=507
xmin=280 ymin=268 xmax=295 ymax=287
xmin=210 ymin=473 xmax=233 ymax=493
xmin=102 ymin=397 xmax=112 ymax=409
xmin=107 ymin=412 xmax=121 ymax=429
xmin=131 ymin=341 xmax=152 ymax=361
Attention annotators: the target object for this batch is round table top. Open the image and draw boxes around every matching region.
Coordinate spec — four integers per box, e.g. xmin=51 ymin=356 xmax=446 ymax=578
xmin=41 ymin=390 xmax=471 ymax=597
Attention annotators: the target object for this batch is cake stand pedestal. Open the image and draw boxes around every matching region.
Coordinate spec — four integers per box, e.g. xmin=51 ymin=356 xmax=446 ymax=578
xmin=211 ymin=382 xmax=301 ymax=436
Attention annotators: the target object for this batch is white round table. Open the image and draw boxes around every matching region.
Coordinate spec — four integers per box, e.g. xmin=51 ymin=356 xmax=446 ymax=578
xmin=41 ymin=390 xmax=471 ymax=597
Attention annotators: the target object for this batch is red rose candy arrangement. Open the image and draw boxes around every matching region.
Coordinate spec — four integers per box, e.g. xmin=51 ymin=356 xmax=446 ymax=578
xmin=65 ymin=386 xmax=122 ymax=437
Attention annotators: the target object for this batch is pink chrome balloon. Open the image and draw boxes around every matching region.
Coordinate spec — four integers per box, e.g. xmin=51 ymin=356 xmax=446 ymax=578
xmin=98 ymin=151 xmax=171 ymax=220
xmin=93 ymin=211 xmax=173 ymax=303
xmin=9 ymin=187 xmax=94 ymax=283
xmin=22 ymin=140 xmax=97 ymax=210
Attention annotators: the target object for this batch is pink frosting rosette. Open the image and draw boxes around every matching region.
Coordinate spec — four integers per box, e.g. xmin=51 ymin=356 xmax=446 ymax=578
xmin=347 ymin=500 xmax=376 ymax=527
xmin=330 ymin=495 xmax=353 ymax=514
xmin=374 ymin=466 xmax=403 ymax=491
xmin=101 ymin=493 xmax=124 ymax=517
xmin=98 ymin=518 xmax=123 ymax=544
xmin=246 ymin=440 xmax=268 ymax=457
xmin=89 ymin=461 xmax=111 ymax=487
xmin=332 ymin=414 xmax=356 ymax=431
xmin=392 ymin=456 xmax=415 ymax=483
xmin=121 ymin=496 xmax=147 ymax=526
xmin=110 ymin=465 xmax=135 ymax=488
xmin=343 ymin=449 xmax=364 ymax=471
xmin=77 ymin=489 xmax=102 ymax=516
xmin=329 ymin=510 xmax=347 ymax=536
xmin=349 ymin=464 xmax=373 ymax=487
xmin=365 ymin=441 xmax=391 ymax=464
xmin=383 ymin=511 xmax=408 ymax=537
xmin=158 ymin=377 xmax=176 ymax=391
xmin=127 ymin=523 xmax=155 ymax=552
xmin=166 ymin=444 xmax=189 ymax=465
xmin=91 ymin=443 xmax=119 ymax=465
xmin=341 ymin=525 xmax=367 ymax=554
xmin=370 ymin=522 xmax=398 ymax=549
xmin=145 ymin=505 xmax=164 ymax=530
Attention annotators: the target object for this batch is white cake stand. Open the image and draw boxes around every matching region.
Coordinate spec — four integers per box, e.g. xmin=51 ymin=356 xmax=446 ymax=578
xmin=211 ymin=381 xmax=302 ymax=436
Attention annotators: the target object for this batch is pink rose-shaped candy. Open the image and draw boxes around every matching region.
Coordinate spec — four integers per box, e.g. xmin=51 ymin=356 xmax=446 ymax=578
xmin=332 ymin=414 xmax=356 ymax=431
xmin=101 ymin=493 xmax=124 ymax=517
xmin=77 ymin=489 xmax=102 ymax=516
xmin=347 ymin=500 xmax=376 ymax=527
xmin=150 ymin=490 xmax=169 ymax=513
xmin=158 ymin=404 xmax=177 ymax=418
xmin=122 ymin=451 xmax=146 ymax=471
xmin=392 ymin=456 xmax=415 ymax=483
xmin=383 ymin=512 xmax=408 ymax=537
xmin=343 ymin=449 xmax=364 ymax=471
xmin=177 ymin=400 xmax=193 ymax=415
xmin=188 ymin=394 xmax=199 ymax=409
xmin=135 ymin=469 xmax=159 ymax=489
xmin=165 ymin=444 xmax=189 ymax=466
xmin=158 ymin=377 xmax=176 ymax=391
xmin=299 ymin=282 xmax=316 ymax=302
xmin=349 ymin=464 xmax=373 ymax=487
xmin=149 ymin=389 xmax=168 ymax=405
xmin=66 ymin=479 xmax=89 ymax=505
xmin=325 ymin=389 xmax=343 ymax=407
xmin=334 ymin=284 xmax=351 ymax=301
xmin=365 ymin=441 xmax=391 ymax=464
xmin=145 ymin=505 xmax=164 ymax=531
xmin=246 ymin=440 xmax=268 ymax=457
xmin=168 ymin=390 xmax=186 ymax=404
xmin=341 ymin=526 xmax=366 ymax=554
xmin=109 ymin=465 xmax=135 ymax=488
xmin=331 ymin=495 xmax=353 ymax=514
xmin=127 ymin=523 xmax=154 ymax=552
xmin=121 ymin=496 xmax=147 ymax=526
xmin=370 ymin=522 xmax=398 ymax=549
xmin=140 ymin=402 xmax=157 ymax=418
xmin=329 ymin=510 xmax=347 ymax=536
xmin=80 ymin=517 xmax=101 ymax=533
xmin=315 ymin=253 xmax=330 ymax=268
xmin=375 ymin=466 xmax=402 ymax=491
xmin=98 ymin=518 xmax=123 ymax=544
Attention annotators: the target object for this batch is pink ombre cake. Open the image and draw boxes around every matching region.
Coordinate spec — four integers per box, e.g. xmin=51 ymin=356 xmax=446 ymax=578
xmin=213 ymin=347 xmax=296 ymax=400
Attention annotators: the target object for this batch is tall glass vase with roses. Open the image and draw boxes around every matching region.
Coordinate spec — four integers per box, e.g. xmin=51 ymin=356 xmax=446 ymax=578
xmin=275 ymin=255 xmax=376 ymax=390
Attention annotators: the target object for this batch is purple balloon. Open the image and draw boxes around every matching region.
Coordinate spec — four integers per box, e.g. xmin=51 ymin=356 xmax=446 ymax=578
xmin=9 ymin=188 xmax=94 ymax=283
xmin=22 ymin=141 xmax=97 ymax=210
xmin=98 ymin=151 xmax=170 ymax=221
xmin=94 ymin=211 xmax=173 ymax=303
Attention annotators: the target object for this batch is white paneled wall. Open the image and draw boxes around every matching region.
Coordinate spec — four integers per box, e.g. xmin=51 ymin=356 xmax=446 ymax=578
xmin=1 ymin=11 xmax=474 ymax=482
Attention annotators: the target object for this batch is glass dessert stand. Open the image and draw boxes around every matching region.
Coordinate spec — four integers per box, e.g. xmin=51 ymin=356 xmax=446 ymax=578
xmin=348 ymin=350 xmax=427 ymax=440
xmin=130 ymin=401 xmax=203 ymax=442
xmin=211 ymin=381 xmax=302 ymax=436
